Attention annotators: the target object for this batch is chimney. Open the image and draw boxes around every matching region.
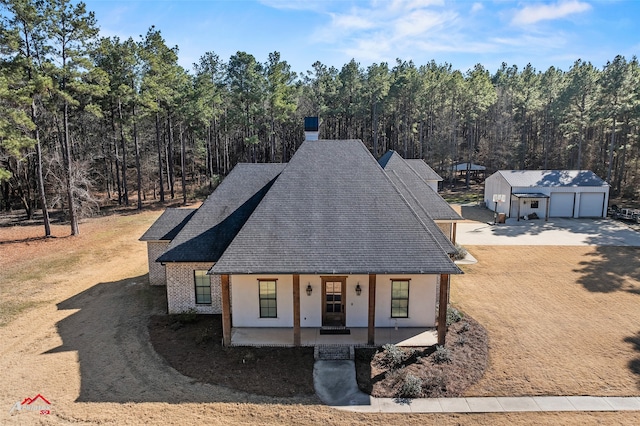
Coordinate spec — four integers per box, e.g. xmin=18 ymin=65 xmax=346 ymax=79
xmin=304 ymin=116 xmax=319 ymax=141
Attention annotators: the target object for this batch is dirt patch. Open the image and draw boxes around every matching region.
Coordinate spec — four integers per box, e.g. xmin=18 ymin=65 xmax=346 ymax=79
xmin=355 ymin=314 xmax=488 ymax=398
xmin=454 ymin=245 xmax=640 ymax=397
xmin=149 ymin=314 xmax=316 ymax=397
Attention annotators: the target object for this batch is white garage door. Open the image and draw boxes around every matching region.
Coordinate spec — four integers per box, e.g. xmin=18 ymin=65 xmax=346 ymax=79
xmin=578 ymin=192 xmax=605 ymax=217
xmin=549 ymin=192 xmax=574 ymax=217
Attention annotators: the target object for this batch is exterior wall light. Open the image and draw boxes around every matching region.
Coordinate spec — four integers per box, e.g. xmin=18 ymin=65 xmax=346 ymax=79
xmin=306 ymin=284 xmax=312 ymax=296
xmin=355 ymin=283 xmax=362 ymax=296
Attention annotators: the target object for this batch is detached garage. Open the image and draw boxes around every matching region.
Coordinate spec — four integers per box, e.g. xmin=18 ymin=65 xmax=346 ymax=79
xmin=484 ymin=170 xmax=609 ymax=220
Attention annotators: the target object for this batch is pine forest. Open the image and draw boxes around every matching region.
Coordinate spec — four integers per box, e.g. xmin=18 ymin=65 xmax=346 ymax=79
xmin=1 ymin=0 xmax=639 ymax=235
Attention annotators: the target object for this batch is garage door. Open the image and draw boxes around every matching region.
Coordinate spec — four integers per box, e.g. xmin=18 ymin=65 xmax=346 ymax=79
xmin=578 ymin=192 xmax=605 ymax=217
xmin=549 ymin=192 xmax=574 ymax=217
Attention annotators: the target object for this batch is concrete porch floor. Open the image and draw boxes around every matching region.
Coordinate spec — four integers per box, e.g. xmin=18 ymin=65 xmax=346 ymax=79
xmin=230 ymin=327 xmax=438 ymax=347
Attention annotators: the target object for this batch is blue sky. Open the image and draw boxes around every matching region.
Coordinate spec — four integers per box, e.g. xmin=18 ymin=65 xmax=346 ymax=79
xmin=84 ymin=0 xmax=640 ymax=76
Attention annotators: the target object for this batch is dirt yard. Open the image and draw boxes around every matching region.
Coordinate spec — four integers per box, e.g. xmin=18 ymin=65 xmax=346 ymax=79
xmin=1 ymin=208 xmax=640 ymax=425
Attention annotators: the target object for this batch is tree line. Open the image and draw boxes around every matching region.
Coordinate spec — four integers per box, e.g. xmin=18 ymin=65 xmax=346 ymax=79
xmin=1 ymin=0 xmax=639 ymax=236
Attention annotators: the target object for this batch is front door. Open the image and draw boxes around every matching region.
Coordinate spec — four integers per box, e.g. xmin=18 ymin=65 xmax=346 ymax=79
xmin=322 ymin=277 xmax=346 ymax=326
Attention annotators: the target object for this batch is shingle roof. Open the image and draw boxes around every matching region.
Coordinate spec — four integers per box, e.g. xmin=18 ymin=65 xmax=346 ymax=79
xmin=498 ymin=170 xmax=608 ymax=188
xmin=380 ymin=151 xmax=462 ymax=222
xmin=139 ymin=208 xmax=196 ymax=241
xmin=157 ymin=163 xmax=286 ymax=263
xmin=210 ymin=140 xmax=461 ymax=275
xmin=405 ymin=159 xmax=443 ymax=182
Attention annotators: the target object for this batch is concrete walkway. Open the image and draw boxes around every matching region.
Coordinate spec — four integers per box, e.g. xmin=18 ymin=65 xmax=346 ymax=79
xmin=313 ymin=360 xmax=640 ymax=413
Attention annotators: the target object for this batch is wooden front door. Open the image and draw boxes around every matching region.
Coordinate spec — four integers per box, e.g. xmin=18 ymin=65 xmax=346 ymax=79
xmin=322 ymin=277 xmax=346 ymax=326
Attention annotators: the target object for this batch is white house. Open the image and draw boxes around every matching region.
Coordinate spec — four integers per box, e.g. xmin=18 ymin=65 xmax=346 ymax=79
xmin=484 ymin=170 xmax=610 ymax=220
xmin=143 ymin=140 xmax=463 ymax=347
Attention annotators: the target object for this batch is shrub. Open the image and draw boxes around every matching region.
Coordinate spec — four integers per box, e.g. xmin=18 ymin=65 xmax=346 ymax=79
xmin=398 ymin=373 xmax=423 ymax=398
xmin=446 ymin=307 xmax=463 ymax=325
xmin=381 ymin=343 xmax=407 ymax=368
xmin=452 ymin=243 xmax=468 ymax=260
xmin=456 ymin=335 xmax=468 ymax=346
xmin=432 ymin=345 xmax=452 ymax=364
xmin=422 ymin=369 xmax=447 ymax=397
xmin=459 ymin=321 xmax=470 ymax=332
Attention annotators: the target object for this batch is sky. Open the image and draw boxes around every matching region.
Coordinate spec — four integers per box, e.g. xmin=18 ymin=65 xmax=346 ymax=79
xmin=83 ymin=0 xmax=640 ymax=76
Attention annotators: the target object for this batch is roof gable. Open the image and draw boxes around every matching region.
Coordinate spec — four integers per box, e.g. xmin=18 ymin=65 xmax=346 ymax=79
xmin=157 ymin=163 xmax=285 ymax=263
xmin=405 ymin=159 xmax=443 ymax=182
xmin=139 ymin=208 xmax=196 ymax=241
xmin=211 ymin=140 xmax=460 ymax=275
xmin=380 ymin=151 xmax=461 ymax=222
xmin=498 ymin=170 xmax=608 ymax=188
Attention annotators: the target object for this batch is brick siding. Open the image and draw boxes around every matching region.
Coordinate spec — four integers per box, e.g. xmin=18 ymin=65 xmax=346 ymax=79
xmin=165 ymin=262 xmax=222 ymax=314
xmin=146 ymin=241 xmax=169 ymax=286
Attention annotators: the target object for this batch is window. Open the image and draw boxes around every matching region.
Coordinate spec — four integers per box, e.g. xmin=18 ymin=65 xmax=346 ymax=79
xmin=531 ymin=200 xmax=539 ymax=209
xmin=194 ymin=271 xmax=211 ymax=304
xmin=259 ymin=280 xmax=277 ymax=318
xmin=391 ymin=280 xmax=409 ymax=318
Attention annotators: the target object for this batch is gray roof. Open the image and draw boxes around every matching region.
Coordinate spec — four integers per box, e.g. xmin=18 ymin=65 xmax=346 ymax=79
xmin=380 ymin=151 xmax=462 ymax=222
xmin=497 ymin=170 xmax=608 ymax=188
xmin=157 ymin=163 xmax=286 ymax=263
xmin=139 ymin=208 xmax=196 ymax=241
xmin=454 ymin=163 xmax=486 ymax=171
xmin=210 ymin=140 xmax=461 ymax=275
xmin=405 ymin=159 xmax=443 ymax=182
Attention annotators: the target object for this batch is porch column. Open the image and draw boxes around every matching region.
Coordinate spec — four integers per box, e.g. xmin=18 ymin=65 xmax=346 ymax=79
xmin=368 ymin=274 xmax=376 ymax=345
xmin=221 ymin=274 xmax=231 ymax=347
xmin=452 ymin=222 xmax=457 ymax=244
xmin=437 ymin=274 xmax=449 ymax=346
xmin=293 ymin=274 xmax=301 ymax=347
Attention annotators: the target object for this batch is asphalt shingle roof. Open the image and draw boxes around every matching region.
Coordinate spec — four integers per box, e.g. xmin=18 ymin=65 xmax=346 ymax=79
xmin=498 ymin=170 xmax=608 ymax=188
xmin=405 ymin=159 xmax=443 ymax=182
xmin=380 ymin=151 xmax=462 ymax=222
xmin=139 ymin=208 xmax=196 ymax=241
xmin=157 ymin=163 xmax=286 ymax=263
xmin=210 ymin=140 xmax=461 ymax=275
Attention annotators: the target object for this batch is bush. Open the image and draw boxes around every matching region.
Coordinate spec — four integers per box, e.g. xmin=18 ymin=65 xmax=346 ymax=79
xmin=452 ymin=243 xmax=468 ymax=260
xmin=398 ymin=373 xmax=423 ymax=398
xmin=459 ymin=321 xmax=470 ymax=332
xmin=422 ymin=369 xmax=447 ymax=397
xmin=455 ymin=335 xmax=468 ymax=346
xmin=446 ymin=307 xmax=464 ymax=325
xmin=381 ymin=343 xmax=407 ymax=368
xmin=432 ymin=345 xmax=452 ymax=364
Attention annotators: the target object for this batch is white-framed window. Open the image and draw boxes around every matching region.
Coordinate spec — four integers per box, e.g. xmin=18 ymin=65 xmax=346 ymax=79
xmin=194 ymin=271 xmax=211 ymax=304
xmin=259 ymin=280 xmax=277 ymax=318
xmin=391 ymin=280 xmax=409 ymax=318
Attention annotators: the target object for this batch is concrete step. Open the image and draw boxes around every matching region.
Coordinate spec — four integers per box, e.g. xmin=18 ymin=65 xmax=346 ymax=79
xmin=314 ymin=345 xmax=354 ymax=361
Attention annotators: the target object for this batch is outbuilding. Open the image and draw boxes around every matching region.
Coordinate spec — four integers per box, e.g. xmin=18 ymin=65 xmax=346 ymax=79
xmin=484 ymin=170 xmax=610 ymax=220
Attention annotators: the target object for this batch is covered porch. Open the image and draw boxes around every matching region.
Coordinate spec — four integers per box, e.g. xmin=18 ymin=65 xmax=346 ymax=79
xmin=221 ymin=274 xmax=451 ymax=347
xmin=230 ymin=327 xmax=438 ymax=347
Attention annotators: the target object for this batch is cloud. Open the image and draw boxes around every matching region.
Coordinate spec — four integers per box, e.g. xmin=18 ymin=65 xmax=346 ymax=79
xmin=471 ymin=3 xmax=483 ymax=13
xmin=511 ymin=0 xmax=592 ymax=25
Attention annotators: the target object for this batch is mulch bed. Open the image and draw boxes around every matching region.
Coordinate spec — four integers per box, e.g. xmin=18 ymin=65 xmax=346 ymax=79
xmin=149 ymin=314 xmax=316 ymax=397
xmin=149 ymin=311 xmax=487 ymax=399
xmin=356 ymin=313 xmax=489 ymax=398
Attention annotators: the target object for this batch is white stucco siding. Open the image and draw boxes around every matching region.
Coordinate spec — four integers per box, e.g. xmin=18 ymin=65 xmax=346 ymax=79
xmin=230 ymin=275 xmax=294 ymax=327
xmin=228 ymin=274 xmax=437 ymax=328
xmin=165 ymin=262 xmax=220 ymax=314
xmin=375 ymin=275 xmax=438 ymax=328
